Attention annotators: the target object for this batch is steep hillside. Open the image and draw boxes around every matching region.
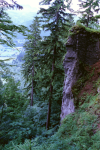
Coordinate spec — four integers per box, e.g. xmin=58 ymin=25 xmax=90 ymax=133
xmin=8 ymin=60 xmax=100 ymax=150
xmin=42 ymin=60 xmax=100 ymax=150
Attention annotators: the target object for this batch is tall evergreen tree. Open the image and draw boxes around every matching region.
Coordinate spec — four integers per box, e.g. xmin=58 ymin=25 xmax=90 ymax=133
xmin=78 ymin=0 xmax=100 ymax=27
xmin=22 ymin=16 xmax=41 ymax=106
xmin=39 ymin=0 xmax=74 ymax=130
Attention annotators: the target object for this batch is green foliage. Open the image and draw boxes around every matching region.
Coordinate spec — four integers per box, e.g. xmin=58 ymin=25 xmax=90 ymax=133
xmin=0 ymin=77 xmax=28 ymax=145
xmin=93 ymin=78 xmax=100 ymax=90
xmin=22 ymin=16 xmax=42 ymax=104
xmin=70 ymin=22 xmax=100 ymax=37
xmin=21 ymin=0 xmax=74 ymax=131
xmin=8 ymin=94 xmax=100 ymax=150
xmin=78 ymin=0 xmax=100 ymax=28
xmin=0 ymin=7 xmax=29 ymax=147
xmin=0 ymin=8 xmax=27 ymax=47
xmin=1 ymin=0 xmax=100 ymax=150
xmin=38 ymin=0 xmax=74 ymax=129
xmin=0 ymin=0 xmax=23 ymax=9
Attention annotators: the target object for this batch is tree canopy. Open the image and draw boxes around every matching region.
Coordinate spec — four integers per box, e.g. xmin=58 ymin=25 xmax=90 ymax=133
xmin=78 ymin=0 xmax=100 ymax=28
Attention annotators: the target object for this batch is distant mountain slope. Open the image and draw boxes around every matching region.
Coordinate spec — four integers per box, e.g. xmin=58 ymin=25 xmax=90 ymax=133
xmin=7 ymin=5 xmax=36 ymax=26
xmin=7 ymin=8 xmax=50 ymax=38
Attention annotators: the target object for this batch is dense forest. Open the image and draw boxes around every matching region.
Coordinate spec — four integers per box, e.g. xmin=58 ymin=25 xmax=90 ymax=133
xmin=0 ymin=0 xmax=100 ymax=149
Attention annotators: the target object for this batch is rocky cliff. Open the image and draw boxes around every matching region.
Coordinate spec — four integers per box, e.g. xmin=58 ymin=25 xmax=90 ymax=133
xmin=60 ymin=25 xmax=100 ymax=122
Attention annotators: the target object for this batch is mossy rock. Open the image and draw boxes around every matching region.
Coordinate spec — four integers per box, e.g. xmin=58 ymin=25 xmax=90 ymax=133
xmin=69 ymin=22 xmax=100 ymax=37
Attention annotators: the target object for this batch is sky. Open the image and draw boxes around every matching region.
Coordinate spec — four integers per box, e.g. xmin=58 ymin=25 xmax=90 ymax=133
xmin=17 ymin=0 xmax=42 ymax=12
xmin=6 ymin=0 xmax=79 ymax=27
xmin=9 ymin=0 xmax=79 ymax=13
xmin=8 ymin=0 xmax=49 ymax=12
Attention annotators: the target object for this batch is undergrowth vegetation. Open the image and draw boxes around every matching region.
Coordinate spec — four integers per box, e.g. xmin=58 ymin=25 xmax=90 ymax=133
xmin=1 ymin=93 xmax=100 ymax=150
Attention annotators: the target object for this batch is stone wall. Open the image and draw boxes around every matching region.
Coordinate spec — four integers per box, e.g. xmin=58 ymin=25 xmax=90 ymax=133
xmin=60 ymin=27 xmax=100 ymax=122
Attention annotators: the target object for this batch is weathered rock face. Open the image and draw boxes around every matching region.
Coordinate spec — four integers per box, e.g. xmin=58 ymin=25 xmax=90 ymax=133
xmin=60 ymin=28 xmax=100 ymax=122
xmin=60 ymin=49 xmax=79 ymax=122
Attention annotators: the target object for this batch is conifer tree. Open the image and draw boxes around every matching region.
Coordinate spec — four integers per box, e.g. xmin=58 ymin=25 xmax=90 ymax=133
xmin=39 ymin=0 xmax=74 ymax=130
xmin=22 ymin=16 xmax=41 ymax=106
xmin=78 ymin=0 xmax=100 ymax=27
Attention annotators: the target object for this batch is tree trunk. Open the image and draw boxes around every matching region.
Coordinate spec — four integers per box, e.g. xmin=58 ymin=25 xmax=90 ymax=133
xmin=46 ymin=46 xmax=56 ymax=130
xmin=86 ymin=14 xmax=89 ymax=27
xmin=30 ymin=62 xmax=34 ymax=106
xmin=46 ymin=82 xmax=52 ymax=130
xmin=0 ymin=103 xmax=4 ymax=122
